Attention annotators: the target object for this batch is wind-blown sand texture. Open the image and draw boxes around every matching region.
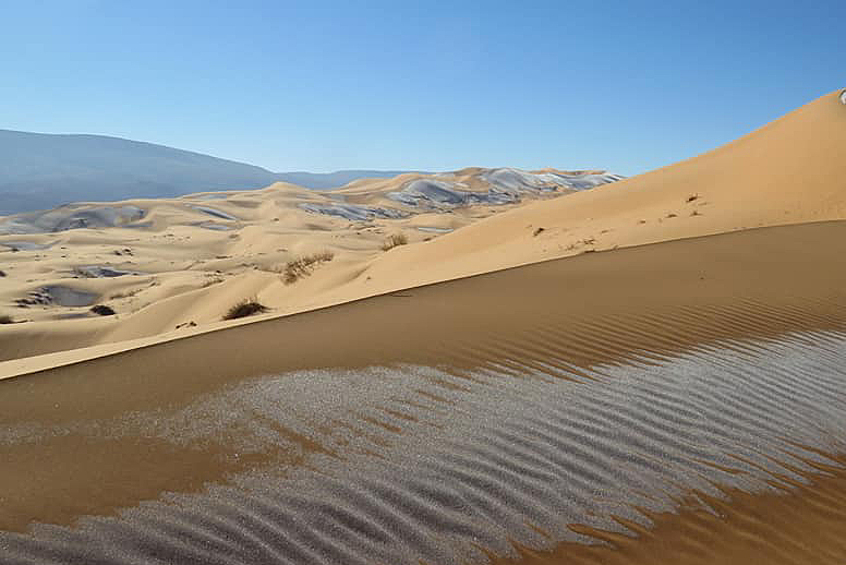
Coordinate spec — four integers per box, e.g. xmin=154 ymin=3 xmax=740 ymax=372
xmin=1 ymin=90 xmax=846 ymax=564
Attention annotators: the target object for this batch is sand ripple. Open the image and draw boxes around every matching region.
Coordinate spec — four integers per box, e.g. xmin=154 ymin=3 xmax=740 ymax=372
xmin=2 ymin=326 xmax=846 ymax=564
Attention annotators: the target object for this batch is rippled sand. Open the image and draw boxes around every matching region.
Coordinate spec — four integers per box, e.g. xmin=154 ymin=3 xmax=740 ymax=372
xmin=2 ymin=222 xmax=846 ymax=563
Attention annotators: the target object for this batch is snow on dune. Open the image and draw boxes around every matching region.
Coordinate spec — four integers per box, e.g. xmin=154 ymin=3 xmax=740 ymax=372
xmin=384 ymin=168 xmax=623 ymax=211
xmin=0 ymin=204 xmax=146 ymax=235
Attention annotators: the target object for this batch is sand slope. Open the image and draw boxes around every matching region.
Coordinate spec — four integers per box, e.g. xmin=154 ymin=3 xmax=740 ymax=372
xmin=351 ymin=90 xmax=846 ymax=289
xmin=3 ymin=222 xmax=846 ymax=564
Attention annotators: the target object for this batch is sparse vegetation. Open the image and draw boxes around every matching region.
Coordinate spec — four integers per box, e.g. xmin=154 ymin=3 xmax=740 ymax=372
xmin=686 ymin=194 xmax=700 ymax=203
xmin=201 ymin=276 xmax=225 ymax=288
xmin=90 ymin=305 xmax=116 ymax=316
xmin=533 ymin=227 xmax=545 ymax=237
xmin=381 ymin=233 xmax=408 ymax=251
xmin=0 ymin=269 xmax=6 ymax=277
xmin=282 ymin=251 xmax=334 ymax=285
xmin=223 ymin=298 xmax=269 ymax=320
xmin=0 ymin=315 xmax=14 ymax=324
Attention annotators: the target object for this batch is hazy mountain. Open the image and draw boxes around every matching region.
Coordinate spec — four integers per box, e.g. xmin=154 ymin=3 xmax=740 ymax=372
xmin=0 ymin=129 xmax=419 ymax=214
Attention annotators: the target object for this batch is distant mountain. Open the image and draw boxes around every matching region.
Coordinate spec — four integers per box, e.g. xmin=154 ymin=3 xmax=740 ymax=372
xmin=0 ymin=129 xmax=420 ymax=214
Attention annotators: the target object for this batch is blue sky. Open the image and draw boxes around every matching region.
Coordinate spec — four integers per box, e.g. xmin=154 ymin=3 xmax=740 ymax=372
xmin=1 ymin=1 xmax=843 ymax=175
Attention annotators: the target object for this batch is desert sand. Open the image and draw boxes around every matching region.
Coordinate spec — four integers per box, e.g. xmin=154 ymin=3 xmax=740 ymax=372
xmin=1 ymin=90 xmax=846 ymax=565
xmin=0 ymin=168 xmax=621 ymax=364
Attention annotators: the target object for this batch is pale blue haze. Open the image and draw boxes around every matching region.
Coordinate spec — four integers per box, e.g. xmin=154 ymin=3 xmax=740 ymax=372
xmin=1 ymin=0 xmax=843 ymax=175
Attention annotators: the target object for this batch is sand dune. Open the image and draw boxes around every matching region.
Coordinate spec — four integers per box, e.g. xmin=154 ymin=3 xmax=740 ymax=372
xmin=347 ymin=90 xmax=846 ymax=289
xmin=1 ymin=90 xmax=846 ymax=564
xmin=0 ymin=167 xmax=622 ymax=363
xmin=2 ymin=222 xmax=846 ymax=564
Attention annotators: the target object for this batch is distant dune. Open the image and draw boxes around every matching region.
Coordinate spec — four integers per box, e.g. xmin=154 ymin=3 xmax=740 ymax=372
xmin=0 ymin=129 xmax=420 ymax=214
xmin=1 ymin=91 xmax=846 ymax=565
xmin=0 ymin=166 xmax=622 ymax=361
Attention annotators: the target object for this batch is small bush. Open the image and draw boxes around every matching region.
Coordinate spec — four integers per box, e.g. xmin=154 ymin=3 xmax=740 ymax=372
xmin=223 ymin=298 xmax=268 ymax=320
xmin=201 ymin=276 xmax=225 ymax=288
xmin=90 ymin=305 xmax=116 ymax=316
xmin=282 ymin=251 xmax=334 ymax=285
xmin=381 ymin=233 xmax=408 ymax=251
xmin=0 ymin=315 xmax=14 ymax=324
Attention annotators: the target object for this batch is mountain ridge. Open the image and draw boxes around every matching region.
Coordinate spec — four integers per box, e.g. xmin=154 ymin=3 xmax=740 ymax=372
xmin=0 ymin=129 xmax=423 ymax=214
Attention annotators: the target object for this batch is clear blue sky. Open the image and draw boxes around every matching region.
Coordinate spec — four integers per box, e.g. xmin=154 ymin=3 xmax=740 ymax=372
xmin=1 ymin=1 xmax=843 ymax=175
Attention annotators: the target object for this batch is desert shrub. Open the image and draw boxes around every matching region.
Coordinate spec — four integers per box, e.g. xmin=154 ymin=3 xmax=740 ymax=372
xmin=282 ymin=251 xmax=334 ymax=285
xmin=0 ymin=315 xmax=14 ymax=324
xmin=90 ymin=305 xmax=116 ymax=316
xmin=201 ymin=276 xmax=225 ymax=288
xmin=223 ymin=298 xmax=268 ymax=320
xmin=381 ymin=233 xmax=408 ymax=251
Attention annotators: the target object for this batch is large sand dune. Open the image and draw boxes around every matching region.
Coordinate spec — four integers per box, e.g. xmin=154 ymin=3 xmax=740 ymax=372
xmin=3 ymin=222 xmax=846 ymax=564
xmin=1 ymin=90 xmax=846 ymax=564
xmin=350 ymin=90 xmax=846 ymax=287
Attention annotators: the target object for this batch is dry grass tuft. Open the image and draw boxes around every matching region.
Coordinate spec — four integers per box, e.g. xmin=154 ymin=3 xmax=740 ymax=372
xmin=90 ymin=305 xmax=116 ymax=316
xmin=381 ymin=233 xmax=408 ymax=251
xmin=223 ymin=298 xmax=269 ymax=320
xmin=283 ymin=251 xmax=334 ymax=285
xmin=201 ymin=276 xmax=225 ymax=288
